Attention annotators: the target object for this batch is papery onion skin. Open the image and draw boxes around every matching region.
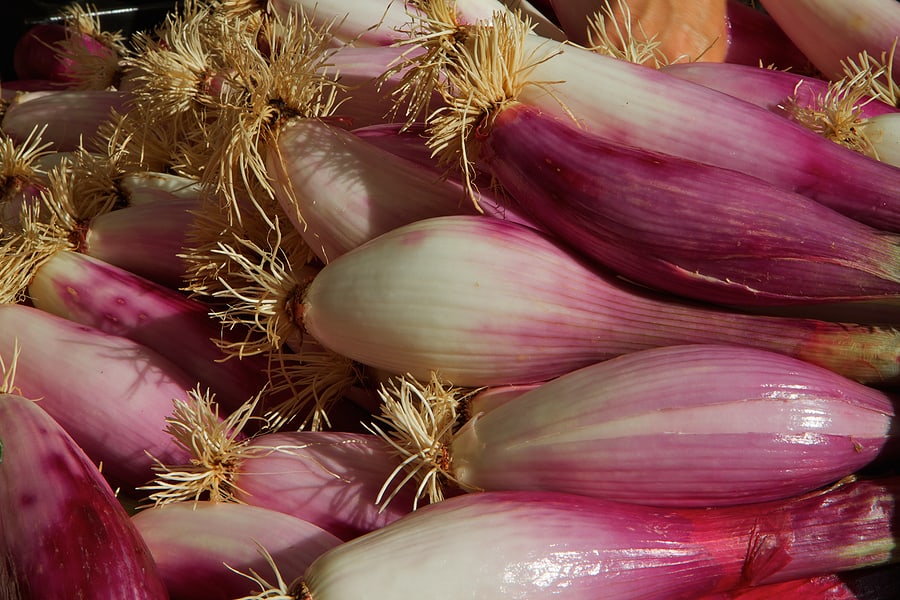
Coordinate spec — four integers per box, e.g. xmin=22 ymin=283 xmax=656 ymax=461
xmin=0 ymin=393 xmax=169 ymax=599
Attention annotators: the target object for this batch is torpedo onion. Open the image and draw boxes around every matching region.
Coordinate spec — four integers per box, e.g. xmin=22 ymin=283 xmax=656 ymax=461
xmin=347 ymin=122 xmax=535 ymax=227
xmin=267 ymin=116 xmax=513 ymax=262
xmin=473 ymin=101 xmax=900 ymax=308
xmin=723 ymin=0 xmax=813 ymax=70
xmin=323 ymin=45 xmax=445 ymax=128
xmin=12 ymin=24 xmax=80 ymax=86
xmin=0 ymin=303 xmax=196 ymax=487
xmin=758 ymin=0 xmax=900 ymax=81
xmin=1 ymin=158 xmax=199 ymax=291
xmin=77 ymin=198 xmax=198 ymax=287
xmin=132 ymin=501 xmax=341 ymax=600
xmin=143 ymin=390 xmax=416 ymax=540
xmin=26 ymin=251 xmax=273 ymax=414
xmin=372 ymin=344 xmax=896 ymax=508
xmin=1 ymin=89 xmax=129 ymax=152
xmin=230 ymin=431 xmax=419 ymax=539
xmin=662 ymin=61 xmax=898 ymax=120
xmin=664 ymin=64 xmax=900 ymax=166
xmin=118 ymin=171 xmax=201 ymax=206
xmin=295 ymin=479 xmax=900 ymax=599
xmin=0 ymin=392 xmax=168 ymax=598
xmin=11 ymin=2 xmax=125 ymax=91
xmin=405 ymin=5 xmax=900 ymax=231
xmin=297 ymin=214 xmax=900 ymax=387
xmin=858 ymin=112 xmax=900 ymax=167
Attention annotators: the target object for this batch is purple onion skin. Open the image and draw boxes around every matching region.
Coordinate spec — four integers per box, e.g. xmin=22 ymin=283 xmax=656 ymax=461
xmin=524 ymin=40 xmax=900 ymax=233
xmin=663 ymin=61 xmax=898 ymax=119
xmin=83 ymin=199 xmax=198 ymax=289
xmin=301 ymin=480 xmax=900 ymax=599
xmin=350 ymin=123 xmax=538 ymax=229
xmin=480 ymin=103 xmax=900 ymax=307
xmin=232 ymin=431 xmax=417 ymax=540
xmin=452 ymin=344 xmax=895 ymax=507
xmin=0 ymin=303 xmax=195 ymax=488
xmin=724 ymin=0 xmax=815 ymax=71
xmin=1 ymin=90 xmax=130 ymax=152
xmin=28 ymin=251 xmax=270 ymax=415
xmin=0 ymin=394 xmax=168 ymax=599
xmin=132 ymin=502 xmax=341 ymax=600
xmin=300 ymin=214 xmax=900 ymax=386
xmin=12 ymin=24 xmax=117 ymax=86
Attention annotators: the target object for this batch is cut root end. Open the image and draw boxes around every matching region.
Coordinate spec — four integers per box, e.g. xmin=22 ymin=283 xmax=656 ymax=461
xmin=139 ymin=387 xmax=262 ymax=508
xmin=365 ymin=372 xmax=477 ymax=511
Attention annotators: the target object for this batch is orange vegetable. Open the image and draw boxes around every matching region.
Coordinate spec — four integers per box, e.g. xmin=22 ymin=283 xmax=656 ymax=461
xmin=553 ymin=0 xmax=730 ymax=64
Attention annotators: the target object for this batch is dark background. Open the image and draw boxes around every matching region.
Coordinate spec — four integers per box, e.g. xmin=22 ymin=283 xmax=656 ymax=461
xmin=0 ymin=1 xmax=181 ymax=82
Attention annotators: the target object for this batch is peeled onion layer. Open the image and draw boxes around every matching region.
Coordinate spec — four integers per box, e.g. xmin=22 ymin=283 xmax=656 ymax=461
xmin=0 ymin=303 xmax=195 ymax=487
xmin=515 ymin=31 xmax=900 ymax=231
xmin=132 ymin=501 xmax=341 ymax=600
xmin=450 ymin=344 xmax=895 ymax=506
xmin=27 ymin=251 xmax=271 ymax=414
xmin=301 ymin=480 xmax=900 ymax=599
xmin=300 ymin=215 xmax=900 ymax=387
xmin=479 ymin=103 xmax=900 ymax=308
xmin=0 ymin=393 xmax=168 ymax=598
xmin=231 ymin=431 xmax=417 ymax=540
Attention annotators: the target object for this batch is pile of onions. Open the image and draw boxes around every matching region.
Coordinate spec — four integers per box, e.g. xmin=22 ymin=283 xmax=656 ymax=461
xmin=2 ymin=1 xmax=900 ymax=598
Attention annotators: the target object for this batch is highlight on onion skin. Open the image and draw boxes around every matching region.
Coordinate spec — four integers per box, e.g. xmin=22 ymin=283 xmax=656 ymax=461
xmin=294 ymin=479 xmax=900 ymax=600
xmin=369 ymin=343 xmax=896 ymax=509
